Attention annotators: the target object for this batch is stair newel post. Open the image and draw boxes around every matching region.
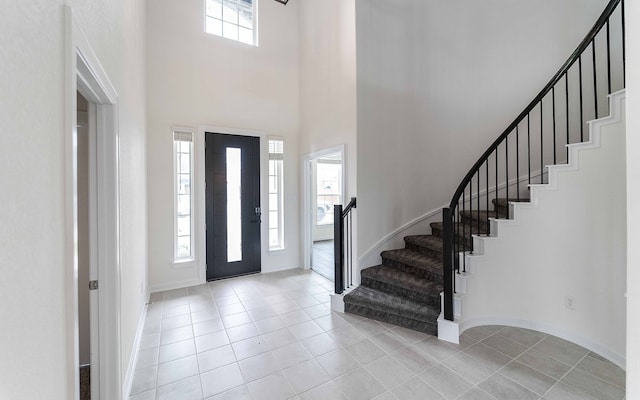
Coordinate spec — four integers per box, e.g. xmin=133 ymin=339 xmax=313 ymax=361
xmin=442 ymin=207 xmax=455 ymax=321
xmin=334 ymin=204 xmax=345 ymax=294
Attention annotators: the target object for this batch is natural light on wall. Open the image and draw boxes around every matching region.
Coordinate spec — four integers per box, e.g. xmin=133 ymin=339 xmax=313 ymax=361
xmin=174 ymin=130 xmax=195 ymax=261
xmin=268 ymin=138 xmax=284 ymax=250
xmin=205 ymin=0 xmax=257 ymax=46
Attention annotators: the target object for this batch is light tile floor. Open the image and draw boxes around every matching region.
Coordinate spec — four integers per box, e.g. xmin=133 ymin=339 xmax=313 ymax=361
xmin=130 ymin=269 xmax=625 ymax=400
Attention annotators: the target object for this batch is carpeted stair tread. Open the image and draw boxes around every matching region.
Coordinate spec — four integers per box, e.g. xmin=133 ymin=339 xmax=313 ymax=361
xmin=492 ymin=198 xmax=530 ymax=208
xmin=361 ymin=265 xmax=442 ymax=305
xmin=344 ymin=286 xmax=441 ymax=324
xmin=460 ymin=210 xmax=500 ymax=221
xmin=430 ymin=222 xmax=485 ymax=240
xmin=404 ymin=235 xmax=443 ymax=257
xmin=381 ymin=248 xmax=443 ymax=278
xmin=345 ymin=303 xmax=438 ymax=335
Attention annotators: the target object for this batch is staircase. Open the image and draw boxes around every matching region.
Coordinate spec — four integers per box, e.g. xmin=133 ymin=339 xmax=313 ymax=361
xmin=339 ymin=0 xmax=624 ymax=338
xmin=343 ymin=198 xmax=522 ymax=335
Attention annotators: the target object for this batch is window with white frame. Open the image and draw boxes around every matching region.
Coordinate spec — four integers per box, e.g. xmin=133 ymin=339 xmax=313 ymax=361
xmin=268 ymin=138 xmax=284 ymax=250
xmin=205 ymin=0 xmax=257 ymax=46
xmin=174 ymin=130 xmax=195 ymax=261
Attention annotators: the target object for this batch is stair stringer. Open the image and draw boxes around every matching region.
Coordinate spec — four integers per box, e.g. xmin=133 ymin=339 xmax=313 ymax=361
xmin=438 ymin=90 xmax=627 ymax=369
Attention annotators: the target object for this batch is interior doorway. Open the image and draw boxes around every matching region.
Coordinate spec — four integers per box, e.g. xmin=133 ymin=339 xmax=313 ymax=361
xmin=66 ymin=7 xmax=122 ymax=399
xmin=303 ymin=147 xmax=344 ymax=281
xmin=205 ymin=133 xmax=262 ymax=280
xmin=76 ymin=92 xmax=98 ymax=400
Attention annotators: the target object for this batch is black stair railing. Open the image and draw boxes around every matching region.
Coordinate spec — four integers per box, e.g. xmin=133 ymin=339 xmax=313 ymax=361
xmin=442 ymin=0 xmax=625 ymax=321
xmin=334 ymin=197 xmax=357 ymax=294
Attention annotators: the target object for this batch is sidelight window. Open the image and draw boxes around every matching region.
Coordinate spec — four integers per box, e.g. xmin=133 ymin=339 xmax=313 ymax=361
xmin=268 ymin=138 xmax=284 ymax=250
xmin=174 ymin=130 xmax=195 ymax=261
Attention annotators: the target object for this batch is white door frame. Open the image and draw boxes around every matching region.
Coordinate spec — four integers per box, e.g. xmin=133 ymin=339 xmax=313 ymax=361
xmin=64 ymin=6 xmax=122 ymax=400
xmin=301 ymin=145 xmax=346 ymax=270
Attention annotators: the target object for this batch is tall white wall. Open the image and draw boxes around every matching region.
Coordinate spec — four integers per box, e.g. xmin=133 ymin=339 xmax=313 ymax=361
xmin=355 ymin=0 xmax=608 ymax=265
xmin=298 ymin=0 xmax=357 ymax=272
xmin=460 ymin=92 xmax=626 ymax=366
xmin=626 ymin=1 xmax=640 ymax=396
xmin=299 ymin=0 xmax=357 ymax=199
xmin=0 ymin=0 xmax=148 ymax=398
xmin=146 ymin=0 xmax=301 ymax=290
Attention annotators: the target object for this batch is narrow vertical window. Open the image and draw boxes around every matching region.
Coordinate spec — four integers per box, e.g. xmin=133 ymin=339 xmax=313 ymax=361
xmin=226 ymin=147 xmax=242 ymax=262
xmin=174 ymin=130 xmax=194 ymax=261
xmin=268 ymin=138 xmax=284 ymax=250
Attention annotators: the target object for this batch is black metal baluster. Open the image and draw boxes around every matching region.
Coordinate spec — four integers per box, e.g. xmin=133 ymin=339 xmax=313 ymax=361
xmin=462 ymin=190 xmax=465 ymax=272
xmin=506 ymin=135 xmax=509 ymax=206
xmin=455 ymin=205 xmax=460 ymax=273
xmin=486 ymin=160 xmax=489 ymax=216
xmin=579 ymin=56 xmax=584 ymax=142
xmin=566 ymin=73 xmax=570 ymax=160
xmin=606 ymin=20 xmax=611 ymax=95
xmin=622 ymin=0 xmax=626 ymax=87
xmin=552 ymin=87 xmax=557 ymax=164
xmin=469 ymin=178 xmax=473 ymax=241
xmin=592 ymin=39 xmax=598 ymax=118
xmin=527 ymin=115 xmax=531 ymax=184
xmin=477 ymin=171 xmax=481 ymax=235
xmin=540 ymin=101 xmax=544 ymax=184
xmin=495 ymin=149 xmax=498 ymax=209
xmin=516 ymin=126 xmax=520 ymax=201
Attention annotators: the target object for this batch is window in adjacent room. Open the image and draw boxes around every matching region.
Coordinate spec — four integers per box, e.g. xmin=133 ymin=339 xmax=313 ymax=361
xmin=174 ymin=130 xmax=195 ymax=261
xmin=268 ymin=138 xmax=284 ymax=250
xmin=205 ymin=0 xmax=257 ymax=46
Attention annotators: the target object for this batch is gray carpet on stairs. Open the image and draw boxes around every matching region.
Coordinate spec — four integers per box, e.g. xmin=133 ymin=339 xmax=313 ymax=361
xmin=344 ymin=197 xmax=528 ymax=335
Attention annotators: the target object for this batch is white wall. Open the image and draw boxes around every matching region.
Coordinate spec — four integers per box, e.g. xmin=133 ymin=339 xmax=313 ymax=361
xmin=298 ymin=0 xmax=357 ymax=272
xmin=146 ymin=0 xmax=301 ymax=290
xmin=460 ymin=92 xmax=626 ymax=366
xmin=355 ymin=0 xmax=609 ymax=266
xmin=626 ymin=0 xmax=640 ymax=395
xmin=299 ymin=0 xmax=357 ymax=199
xmin=0 ymin=0 xmax=148 ymax=398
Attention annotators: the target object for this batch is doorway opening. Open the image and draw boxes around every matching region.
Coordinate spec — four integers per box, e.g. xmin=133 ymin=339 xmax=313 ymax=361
xmin=76 ymin=92 xmax=97 ymax=400
xmin=66 ymin=7 xmax=122 ymax=399
xmin=303 ymin=147 xmax=344 ymax=281
xmin=205 ymin=133 xmax=262 ymax=280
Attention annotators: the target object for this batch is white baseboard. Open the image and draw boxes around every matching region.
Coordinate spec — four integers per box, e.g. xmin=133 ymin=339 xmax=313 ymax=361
xmin=122 ymin=301 xmax=148 ymax=399
xmin=149 ymin=278 xmax=204 ymax=294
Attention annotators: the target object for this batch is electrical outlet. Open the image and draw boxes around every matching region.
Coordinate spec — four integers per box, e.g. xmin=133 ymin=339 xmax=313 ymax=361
xmin=565 ymin=296 xmax=576 ymax=310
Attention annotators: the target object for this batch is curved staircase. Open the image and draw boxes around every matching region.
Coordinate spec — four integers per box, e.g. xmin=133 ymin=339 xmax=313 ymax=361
xmin=344 ymin=198 xmax=523 ymax=335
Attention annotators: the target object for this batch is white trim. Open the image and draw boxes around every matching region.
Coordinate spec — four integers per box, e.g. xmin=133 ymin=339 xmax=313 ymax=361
xmin=65 ymin=6 xmax=122 ymax=400
xmin=122 ymin=304 xmax=147 ymax=400
xmin=150 ymin=278 xmax=204 ymax=294
xmin=196 ymin=125 xmax=267 ymax=283
xmin=302 ymin=145 xmax=346 ymax=271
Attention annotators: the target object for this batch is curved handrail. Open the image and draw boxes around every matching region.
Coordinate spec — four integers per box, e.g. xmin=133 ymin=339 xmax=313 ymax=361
xmin=448 ymin=0 xmax=621 ymax=210
xmin=442 ymin=0 xmax=625 ymax=322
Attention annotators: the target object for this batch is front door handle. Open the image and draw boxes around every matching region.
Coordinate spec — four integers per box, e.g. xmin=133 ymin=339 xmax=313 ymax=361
xmin=251 ymin=207 xmax=261 ymax=223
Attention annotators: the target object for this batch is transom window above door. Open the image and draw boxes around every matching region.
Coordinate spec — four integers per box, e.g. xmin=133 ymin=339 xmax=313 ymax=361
xmin=205 ymin=0 xmax=257 ymax=46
